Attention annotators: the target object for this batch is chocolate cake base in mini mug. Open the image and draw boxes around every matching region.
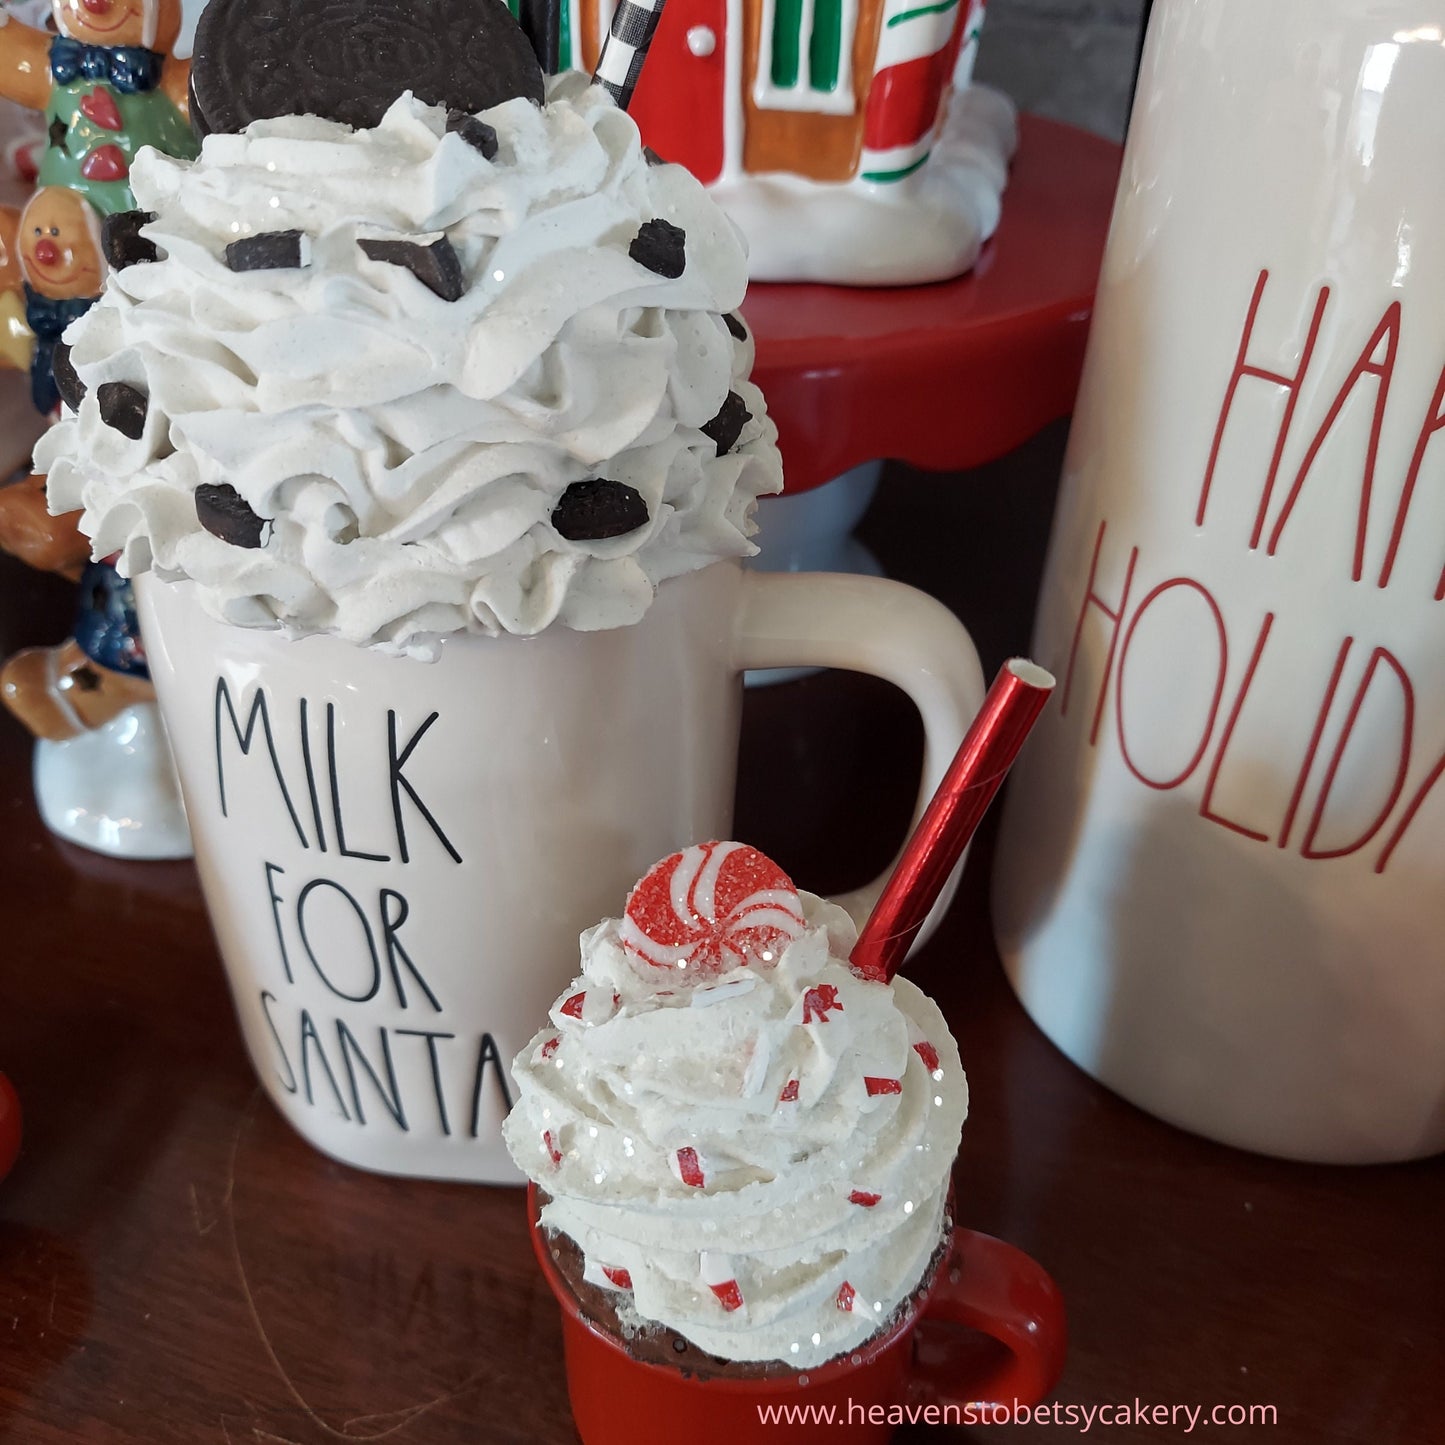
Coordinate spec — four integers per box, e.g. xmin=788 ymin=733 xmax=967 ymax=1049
xmin=528 ymin=1183 xmax=1067 ymax=1444
xmin=137 ymin=561 xmax=985 ymax=1183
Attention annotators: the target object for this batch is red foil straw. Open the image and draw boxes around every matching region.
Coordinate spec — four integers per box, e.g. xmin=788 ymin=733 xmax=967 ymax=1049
xmin=851 ymin=658 xmax=1056 ymax=983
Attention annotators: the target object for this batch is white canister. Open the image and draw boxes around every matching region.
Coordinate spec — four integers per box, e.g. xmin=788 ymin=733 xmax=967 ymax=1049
xmin=993 ymin=0 xmax=1445 ymax=1163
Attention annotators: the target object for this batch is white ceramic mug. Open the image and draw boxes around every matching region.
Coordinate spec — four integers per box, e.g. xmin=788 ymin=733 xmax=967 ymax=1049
xmin=138 ymin=561 xmax=984 ymax=1182
xmin=994 ymin=0 xmax=1445 ymax=1163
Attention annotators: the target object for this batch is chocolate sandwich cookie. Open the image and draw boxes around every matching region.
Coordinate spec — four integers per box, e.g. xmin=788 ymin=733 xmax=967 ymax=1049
xmin=446 ymin=110 xmax=499 ymax=161
xmin=701 ymin=392 xmax=750 ymax=456
xmin=97 ymin=383 xmax=148 ymax=441
xmin=52 ymin=342 xmax=85 ymax=412
xmin=190 ymin=0 xmax=546 ymax=138
xmin=629 ymin=219 xmax=686 ymax=279
xmin=358 ymin=236 xmax=465 ymax=301
xmin=226 ymin=230 xmax=308 ymax=272
xmin=195 ymin=483 xmax=269 ymax=549
xmin=552 ymin=479 xmax=649 ymax=541
xmin=102 ymin=211 xmax=160 ymax=271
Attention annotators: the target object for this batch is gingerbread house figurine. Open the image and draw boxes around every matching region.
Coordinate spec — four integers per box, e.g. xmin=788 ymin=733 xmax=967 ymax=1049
xmin=572 ymin=0 xmax=1014 ymax=284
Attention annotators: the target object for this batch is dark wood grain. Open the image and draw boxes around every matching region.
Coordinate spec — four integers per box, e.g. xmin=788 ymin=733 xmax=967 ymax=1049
xmin=0 ymin=428 xmax=1439 ymax=1443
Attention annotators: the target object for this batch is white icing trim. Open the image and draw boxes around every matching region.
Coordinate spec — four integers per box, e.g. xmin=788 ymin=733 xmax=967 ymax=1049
xmin=752 ymin=0 xmax=857 ymax=115
xmin=953 ymin=0 xmax=986 ymax=87
xmin=856 ymin=134 xmax=932 ymax=178
xmin=565 ymin=0 xmax=583 ymax=69
xmin=721 ymin=0 xmax=744 ymax=180
xmin=142 ymin=0 xmax=159 ymax=49
xmin=708 ymin=84 xmax=1016 ymax=284
xmin=873 ymin=4 xmax=961 ymax=70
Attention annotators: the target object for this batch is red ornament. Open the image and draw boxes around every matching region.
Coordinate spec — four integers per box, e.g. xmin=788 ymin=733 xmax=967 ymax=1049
xmin=778 ymin=1079 xmax=800 ymax=1103
xmin=620 ymin=841 xmax=806 ymax=981
xmin=802 ymin=984 xmax=844 ymax=1024
xmin=602 ymin=1265 xmax=633 ymax=1290
xmin=0 ymin=1074 xmax=20 ymax=1182
xmin=539 ymin=1036 xmax=561 ymax=1060
xmin=849 ymin=1191 xmax=882 ymax=1208
xmin=864 ymin=1077 xmax=902 ymax=1097
xmin=675 ymin=1146 xmax=705 ymax=1187
xmin=79 ymin=88 xmax=123 ymax=131
xmin=543 ymin=1130 xmax=563 ymax=1166
xmin=836 ymin=1281 xmax=856 ymax=1312
xmin=560 ymin=991 xmax=586 ymax=1019
xmin=709 ymin=1279 xmax=744 ymax=1312
xmin=80 ymin=144 xmax=128 ymax=182
xmin=913 ymin=1041 xmax=941 ymax=1072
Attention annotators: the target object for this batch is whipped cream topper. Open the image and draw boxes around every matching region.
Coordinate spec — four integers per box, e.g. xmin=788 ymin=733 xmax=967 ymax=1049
xmin=503 ymin=842 xmax=969 ymax=1370
xmin=39 ymin=73 xmax=782 ymax=659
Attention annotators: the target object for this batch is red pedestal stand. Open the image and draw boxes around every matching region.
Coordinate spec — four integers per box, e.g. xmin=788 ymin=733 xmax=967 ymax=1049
xmin=741 ymin=115 xmax=1123 ymax=495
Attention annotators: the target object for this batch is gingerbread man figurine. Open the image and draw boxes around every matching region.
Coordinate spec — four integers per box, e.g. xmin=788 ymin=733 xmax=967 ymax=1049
xmin=0 ymin=0 xmax=195 ymax=215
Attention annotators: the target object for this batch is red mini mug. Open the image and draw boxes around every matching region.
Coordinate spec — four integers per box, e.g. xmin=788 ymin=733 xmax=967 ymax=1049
xmin=527 ymin=1183 xmax=1067 ymax=1445
xmin=0 ymin=1073 xmax=21 ymax=1182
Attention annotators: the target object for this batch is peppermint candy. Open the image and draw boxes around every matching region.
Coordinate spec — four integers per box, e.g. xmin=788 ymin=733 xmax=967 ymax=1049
xmin=701 ymin=1251 xmax=744 ymax=1312
xmin=620 ymin=842 xmax=806 ymax=982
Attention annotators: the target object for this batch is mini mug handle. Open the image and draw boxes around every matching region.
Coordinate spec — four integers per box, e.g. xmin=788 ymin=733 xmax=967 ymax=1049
xmin=733 ymin=569 xmax=986 ymax=955
xmin=907 ymin=1226 xmax=1068 ymax=1412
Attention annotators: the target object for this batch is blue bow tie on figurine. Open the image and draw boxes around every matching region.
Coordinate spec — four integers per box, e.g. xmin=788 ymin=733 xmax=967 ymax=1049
xmin=49 ymin=35 xmax=163 ymax=95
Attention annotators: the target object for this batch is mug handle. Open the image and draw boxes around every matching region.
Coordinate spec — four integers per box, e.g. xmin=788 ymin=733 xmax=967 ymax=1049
xmin=907 ymin=1226 xmax=1068 ymax=1411
xmin=733 ymin=570 xmax=986 ymax=951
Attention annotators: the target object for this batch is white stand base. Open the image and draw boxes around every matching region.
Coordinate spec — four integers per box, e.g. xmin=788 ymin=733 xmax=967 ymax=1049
xmin=746 ymin=461 xmax=885 ymax=686
xmin=33 ymin=701 xmax=193 ymax=860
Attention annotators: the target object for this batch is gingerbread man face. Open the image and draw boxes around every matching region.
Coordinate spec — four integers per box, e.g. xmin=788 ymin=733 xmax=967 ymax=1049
xmin=52 ymin=0 xmax=183 ymax=53
xmin=19 ymin=186 xmax=104 ymax=298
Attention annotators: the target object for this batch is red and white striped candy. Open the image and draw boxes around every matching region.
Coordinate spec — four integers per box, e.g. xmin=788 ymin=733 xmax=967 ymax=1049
xmin=620 ymin=842 xmax=806 ymax=982
xmin=701 ymin=1252 xmax=744 ymax=1312
xmin=913 ymin=1041 xmax=941 ymax=1073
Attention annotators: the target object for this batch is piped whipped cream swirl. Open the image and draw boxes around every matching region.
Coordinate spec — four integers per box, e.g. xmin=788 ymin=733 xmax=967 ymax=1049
xmin=39 ymin=73 xmax=781 ymax=658
xmin=503 ymin=862 xmax=967 ymax=1370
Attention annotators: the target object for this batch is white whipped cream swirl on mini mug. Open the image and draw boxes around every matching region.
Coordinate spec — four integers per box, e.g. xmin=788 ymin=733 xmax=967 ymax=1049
xmin=503 ymin=842 xmax=969 ymax=1370
xmin=39 ymin=73 xmax=781 ymax=658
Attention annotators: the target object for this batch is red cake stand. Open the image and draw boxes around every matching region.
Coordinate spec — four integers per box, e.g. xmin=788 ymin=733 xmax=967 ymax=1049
xmin=740 ymin=114 xmax=1123 ymax=495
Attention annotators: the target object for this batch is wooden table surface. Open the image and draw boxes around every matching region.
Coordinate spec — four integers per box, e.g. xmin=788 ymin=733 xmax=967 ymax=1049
xmin=0 ymin=428 xmax=1439 ymax=1444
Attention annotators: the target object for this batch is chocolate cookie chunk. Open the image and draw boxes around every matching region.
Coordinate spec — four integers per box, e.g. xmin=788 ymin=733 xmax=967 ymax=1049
xmin=101 ymin=210 xmax=159 ymax=270
xmin=629 ymin=219 xmax=686 ymax=279
xmin=723 ymin=312 xmax=747 ymax=342
xmin=52 ymin=342 xmax=85 ymax=411
xmin=195 ymin=483 xmax=269 ymax=549
xmin=446 ymin=110 xmax=499 ymax=160
xmin=97 ymin=383 xmax=148 ymax=441
xmin=190 ymin=0 xmax=545 ymax=138
xmin=358 ymin=236 xmax=465 ymax=301
xmin=701 ymin=392 xmax=750 ymax=456
xmin=552 ymin=479 xmax=649 ymax=541
xmin=225 ymin=230 xmax=307 ymax=271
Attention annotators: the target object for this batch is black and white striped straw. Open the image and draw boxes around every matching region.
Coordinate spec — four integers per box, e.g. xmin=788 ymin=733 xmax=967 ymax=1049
xmin=592 ymin=0 xmax=668 ymax=111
